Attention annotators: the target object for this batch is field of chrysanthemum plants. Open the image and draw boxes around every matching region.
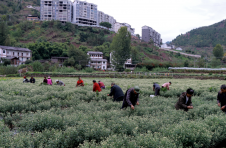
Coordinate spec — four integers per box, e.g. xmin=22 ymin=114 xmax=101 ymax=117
xmin=0 ymin=77 xmax=226 ymax=147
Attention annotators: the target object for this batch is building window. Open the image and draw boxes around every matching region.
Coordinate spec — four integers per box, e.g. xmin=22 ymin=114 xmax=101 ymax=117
xmin=3 ymin=50 xmax=5 ymax=53
xmin=7 ymin=51 xmax=9 ymax=54
xmin=103 ymin=62 xmax=105 ymax=64
xmin=13 ymin=52 xmax=14 ymax=56
xmin=27 ymin=53 xmax=28 ymax=55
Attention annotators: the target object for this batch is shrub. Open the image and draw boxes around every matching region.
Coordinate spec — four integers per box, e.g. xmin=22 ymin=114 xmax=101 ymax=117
xmin=58 ymin=67 xmax=76 ymax=73
xmin=25 ymin=60 xmax=33 ymax=65
xmin=31 ymin=61 xmax=44 ymax=72
xmin=84 ymin=67 xmax=93 ymax=73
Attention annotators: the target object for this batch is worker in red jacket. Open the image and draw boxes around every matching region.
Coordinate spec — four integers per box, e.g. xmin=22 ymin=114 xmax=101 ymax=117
xmin=93 ymin=80 xmax=102 ymax=92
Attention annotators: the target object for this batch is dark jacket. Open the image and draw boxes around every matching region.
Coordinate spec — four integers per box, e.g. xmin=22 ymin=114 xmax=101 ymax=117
xmin=153 ymin=83 xmax=160 ymax=89
xmin=217 ymin=91 xmax=226 ymax=112
xmin=175 ymin=92 xmax=192 ymax=111
xmin=109 ymin=85 xmax=124 ymax=101
xmin=122 ymin=88 xmax=139 ymax=108
xmin=30 ymin=78 xmax=35 ymax=83
xmin=43 ymin=78 xmax=47 ymax=83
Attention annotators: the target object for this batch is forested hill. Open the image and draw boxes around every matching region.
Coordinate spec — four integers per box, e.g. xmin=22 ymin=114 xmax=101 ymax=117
xmin=172 ymin=19 xmax=226 ymax=48
xmin=0 ymin=0 xmax=40 ymax=24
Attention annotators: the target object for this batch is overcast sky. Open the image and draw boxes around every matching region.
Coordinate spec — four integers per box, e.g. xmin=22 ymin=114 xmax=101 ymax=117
xmin=72 ymin=0 xmax=226 ymax=43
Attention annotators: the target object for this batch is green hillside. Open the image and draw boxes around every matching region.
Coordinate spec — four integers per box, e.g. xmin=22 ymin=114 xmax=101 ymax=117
xmin=0 ymin=0 xmax=39 ymax=25
xmin=0 ymin=0 xmax=196 ymax=69
xmin=172 ymin=20 xmax=226 ymax=57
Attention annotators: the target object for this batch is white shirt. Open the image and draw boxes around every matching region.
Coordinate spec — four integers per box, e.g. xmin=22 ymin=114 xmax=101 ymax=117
xmin=185 ymin=96 xmax=189 ymax=104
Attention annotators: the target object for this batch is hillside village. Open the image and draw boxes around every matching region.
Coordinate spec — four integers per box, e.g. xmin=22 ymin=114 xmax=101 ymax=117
xmin=0 ymin=0 xmax=204 ymax=72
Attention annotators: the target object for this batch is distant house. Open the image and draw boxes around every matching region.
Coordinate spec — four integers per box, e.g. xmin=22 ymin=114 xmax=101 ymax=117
xmin=87 ymin=51 xmax=107 ymax=70
xmin=27 ymin=15 xmax=39 ymax=21
xmin=51 ymin=57 xmax=68 ymax=67
xmin=0 ymin=45 xmax=32 ymax=66
xmin=176 ymin=47 xmax=183 ymax=51
xmin=110 ymin=52 xmax=136 ymax=71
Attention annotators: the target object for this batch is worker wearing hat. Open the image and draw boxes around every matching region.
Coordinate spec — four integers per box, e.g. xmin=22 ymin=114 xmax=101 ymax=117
xmin=121 ymin=86 xmax=140 ymax=110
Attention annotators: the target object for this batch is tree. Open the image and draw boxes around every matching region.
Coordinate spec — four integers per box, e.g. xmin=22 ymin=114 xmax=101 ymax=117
xmin=184 ymin=60 xmax=189 ymax=67
xmin=197 ymin=58 xmax=205 ymax=68
xmin=213 ymin=44 xmax=224 ymax=59
xmin=211 ymin=58 xmax=221 ymax=68
xmin=67 ymin=45 xmax=89 ymax=67
xmin=136 ymin=34 xmax=140 ymax=39
xmin=0 ymin=21 xmax=9 ymax=45
xmin=131 ymin=47 xmax=141 ymax=64
xmin=110 ymin=27 xmax=131 ymax=71
xmin=99 ymin=22 xmax=112 ymax=29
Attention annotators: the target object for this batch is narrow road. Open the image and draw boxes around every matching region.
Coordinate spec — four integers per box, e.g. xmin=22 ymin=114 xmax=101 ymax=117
xmin=160 ymin=48 xmax=201 ymax=58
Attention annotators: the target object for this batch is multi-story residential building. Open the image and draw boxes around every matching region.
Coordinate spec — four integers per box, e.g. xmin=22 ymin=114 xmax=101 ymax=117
xmin=0 ymin=46 xmax=32 ymax=66
xmin=87 ymin=51 xmax=107 ymax=70
xmin=72 ymin=1 xmax=98 ymax=26
xmin=40 ymin=0 xmax=72 ymax=22
xmin=114 ymin=22 xmax=135 ymax=36
xmin=142 ymin=25 xmax=161 ymax=47
xmin=98 ymin=11 xmax=116 ymax=30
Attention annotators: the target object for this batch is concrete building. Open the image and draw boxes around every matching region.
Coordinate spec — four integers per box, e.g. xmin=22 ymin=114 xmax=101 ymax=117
xmin=27 ymin=15 xmax=39 ymax=21
xmin=114 ymin=22 xmax=135 ymax=35
xmin=98 ymin=11 xmax=116 ymax=30
xmin=87 ymin=51 xmax=107 ymax=70
xmin=51 ymin=57 xmax=68 ymax=67
xmin=40 ymin=0 xmax=72 ymax=22
xmin=0 ymin=46 xmax=32 ymax=66
xmin=72 ymin=1 xmax=98 ymax=26
xmin=142 ymin=25 xmax=161 ymax=47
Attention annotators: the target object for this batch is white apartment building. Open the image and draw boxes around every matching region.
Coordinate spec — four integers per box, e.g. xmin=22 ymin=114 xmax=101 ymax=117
xmin=114 ymin=22 xmax=135 ymax=36
xmin=72 ymin=1 xmax=98 ymax=26
xmin=98 ymin=11 xmax=116 ymax=30
xmin=40 ymin=0 xmax=72 ymax=22
xmin=0 ymin=46 xmax=32 ymax=66
xmin=87 ymin=51 xmax=107 ymax=70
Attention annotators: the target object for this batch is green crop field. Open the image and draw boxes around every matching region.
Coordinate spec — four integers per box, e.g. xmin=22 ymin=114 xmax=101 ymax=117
xmin=0 ymin=77 xmax=225 ymax=147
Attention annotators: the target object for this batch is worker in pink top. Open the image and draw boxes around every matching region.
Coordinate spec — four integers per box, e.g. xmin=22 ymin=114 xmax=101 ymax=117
xmin=98 ymin=80 xmax=105 ymax=89
xmin=47 ymin=76 xmax=53 ymax=85
xmin=162 ymin=82 xmax=172 ymax=90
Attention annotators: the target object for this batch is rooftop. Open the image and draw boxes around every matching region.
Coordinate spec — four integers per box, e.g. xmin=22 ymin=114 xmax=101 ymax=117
xmin=87 ymin=51 xmax=103 ymax=54
xmin=51 ymin=57 xmax=69 ymax=59
xmin=0 ymin=46 xmax=31 ymax=52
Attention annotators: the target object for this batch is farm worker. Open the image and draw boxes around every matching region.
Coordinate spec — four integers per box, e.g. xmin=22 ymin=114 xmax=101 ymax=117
xmin=217 ymin=85 xmax=226 ymax=113
xmin=175 ymin=88 xmax=194 ymax=112
xmin=107 ymin=83 xmax=124 ymax=102
xmin=162 ymin=82 xmax=172 ymax=90
xmin=30 ymin=76 xmax=35 ymax=83
xmin=56 ymin=80 xmax=65 ymax=86
xmin=121 ymin=86 xmax=140 ymax=110
xmin=23 ymin=76 xmax=29 ymax=83
xmin=153 ymin=83 xmax=160 ymax=96
xmin=76 ymin=77 xmax=84 ymax=87
xmin=98 ymin=80 xmax=105 ymax=89
xmin=43 ymin=77 xmax=47 ymax=84
xmin=93 ymin=80 xmax=102 ymax=92
xmin=47 ymin=76 xmax=52 ymax=85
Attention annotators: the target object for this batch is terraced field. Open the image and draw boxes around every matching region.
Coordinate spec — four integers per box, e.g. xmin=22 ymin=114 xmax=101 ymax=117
xmin=0 ymin=77 xmax=225 ymax=147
